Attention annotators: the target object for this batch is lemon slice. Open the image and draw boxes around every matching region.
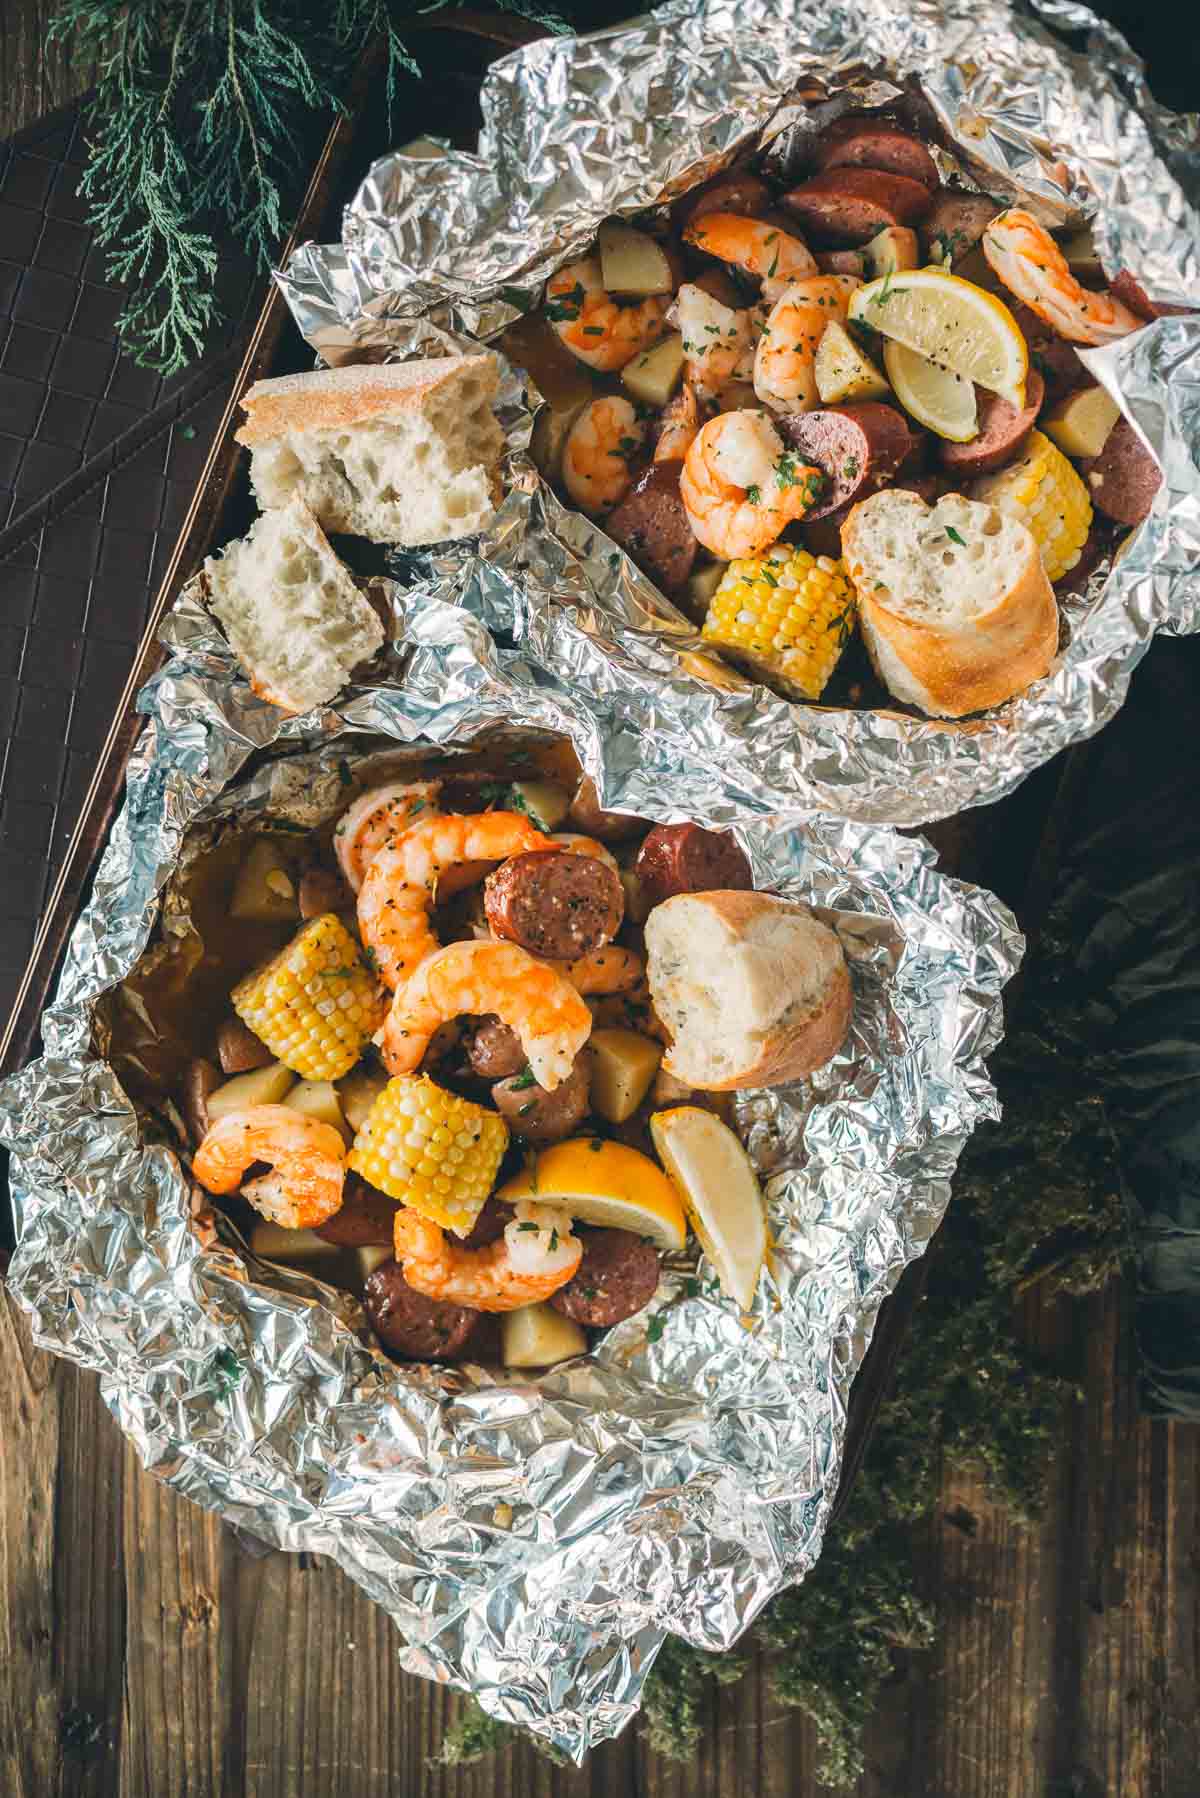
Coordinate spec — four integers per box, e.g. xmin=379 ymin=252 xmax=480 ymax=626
xmin=649 ymin=1108 xmax=767 ymax=1310
xmin=497 ymin=1138 xmax=687 ymax=1253
xmin=883 ymin=339 xmax=978 ymax=442
xmin=848 ymin=268 xmax=1027 ymax=408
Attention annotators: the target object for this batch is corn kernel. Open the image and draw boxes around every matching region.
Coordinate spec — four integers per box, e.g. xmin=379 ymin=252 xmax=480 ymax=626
xmin=232 ymin=914 xmax=386 ymax=1081
xmin=348 ymin=1075 xmax=508 ymax=1235
xmin=701 ymin=545 xmax=856 ymax=702
xmin=970 ymin=430 xmax=1092 ymax=583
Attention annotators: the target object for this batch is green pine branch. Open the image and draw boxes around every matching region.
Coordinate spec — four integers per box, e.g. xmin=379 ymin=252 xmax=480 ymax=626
xmin=50 ymin=0 xmax=570 ymax=373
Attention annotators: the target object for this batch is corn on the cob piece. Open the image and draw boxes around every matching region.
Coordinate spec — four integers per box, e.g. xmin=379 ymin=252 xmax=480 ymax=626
xmin=700 ymin=545 xmax=856 ymax=701
xmin=232 ymin=913 xmax=385 ymax=1081
xmin=969 ymin=429 xmax=1092 ymax=583
xmin=348 ymin=1075 xmax=508 ymax=1235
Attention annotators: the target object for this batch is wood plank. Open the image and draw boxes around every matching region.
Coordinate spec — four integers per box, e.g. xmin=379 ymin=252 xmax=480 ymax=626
xmin=0 ymin=0 xmax=93 ymax=139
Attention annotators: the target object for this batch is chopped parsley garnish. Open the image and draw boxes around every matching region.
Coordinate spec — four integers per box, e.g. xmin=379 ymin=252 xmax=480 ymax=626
xmin=545 ymin=282 xmax=585 ymax=323
xmin=645 ymin=1311 xmax=667 ymax=1344
xmin=775 ymin=452 xmax=801 ymax=490
xmin=745 ymin=483 xmax=762 ymax=505
xmin=510 ymin=1065 xmax=538 ymax=1091
xmin=843 ymin=455 xmax=860 ymax=480
xmin=582 ymin=325 xmax=604 ymax=336
xmin=945 ymin=525 xmax=966 ymax=546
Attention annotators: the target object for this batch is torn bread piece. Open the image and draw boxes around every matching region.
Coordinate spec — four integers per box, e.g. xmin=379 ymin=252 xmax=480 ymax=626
xmin=645 ymin=890 xmax=852 ymax=1090
xmin=235 ymin=354 xmax=504 ymax=546
xmin=203 ymin=498 xmax=385 ymax=715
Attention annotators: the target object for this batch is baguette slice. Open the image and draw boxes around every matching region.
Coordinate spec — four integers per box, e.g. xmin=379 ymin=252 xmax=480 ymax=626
xmin=235 ymin=354 xmax=504 ymax=546
xmin=841 ymin=488 xmax=1058 ymax=718
xmin=203 ymin=498 xmax=384 ymax=715
xmin=645 ymin=891 xmax=851 ymax=1090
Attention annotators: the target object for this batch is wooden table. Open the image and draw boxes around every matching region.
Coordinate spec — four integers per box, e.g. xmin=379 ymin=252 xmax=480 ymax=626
xmin=3 ymin=12 xmax=1198 ymax=1797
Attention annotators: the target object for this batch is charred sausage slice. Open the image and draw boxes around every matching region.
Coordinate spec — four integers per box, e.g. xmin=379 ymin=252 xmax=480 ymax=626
xmin=783 ymin=169 xmax=932 ymax=244
xmin=681 ymin=173 xmax=772 ymax=225
xmin=635 ymin=822 xmax=752 ymax=909
xmin=816 ymin=115 xmax=939 ymax=189
xmin=466 ymin=1016 xmax=527 ymax=1080
xmin=778 ymin=403 xmax=917 ymax=519
xmin=938 ymin=370 xmax=1044 ymax=478
xmin=217 ymin=1017 xmax=274 ymax=1075
xmin=485 ymin=849 xmax=624 ymax=961
xmin=1081 ymin=414 xmax=1163 ymax=527
xmin=364 ymin=1258 xmax=483 ymax=1361
xmin=1108 ymin=270 xmax=1194 ymax=323
xmin=314 ymin=1174 xmax=399 ymax=1247
xmin=550 ymin=1227 xmax=661 ymax=1327
xmin=921 ymin=190 xmax=1001 ymax=264
xmin=605 ymin=461 xmax=697 ymax=597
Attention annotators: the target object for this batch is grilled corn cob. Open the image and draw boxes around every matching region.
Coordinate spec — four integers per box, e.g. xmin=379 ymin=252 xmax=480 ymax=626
xmin=348 ymin=1075 xmax=508 ymax=1235
xmin=969 ymin=429 xmax=1092 ymax=582
xmin=232 ymin=913 xmax=385 ymax=1081
xmin=701 ymin=545 xmax=856 ymax=701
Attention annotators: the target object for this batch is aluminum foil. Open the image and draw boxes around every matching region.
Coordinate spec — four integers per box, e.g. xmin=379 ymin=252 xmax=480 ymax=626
xmin=278 ymin=0 xmax=1200 ymax=827
xmin=0 ymin=583 xmax=1020 ymax=1758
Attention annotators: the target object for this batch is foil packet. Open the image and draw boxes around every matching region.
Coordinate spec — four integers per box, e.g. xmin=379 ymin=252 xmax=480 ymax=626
xmin=278 ymin=0 xmax=1200 ymax=827
xmin=0 ymin=586 xmax=1021 ymax=1757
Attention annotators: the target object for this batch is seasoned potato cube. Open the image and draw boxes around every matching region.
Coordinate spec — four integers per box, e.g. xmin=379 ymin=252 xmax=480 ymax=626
xmin=207 ymin=1061 xmax=295 ymax=1122
xmin=355 ymin=1243 xmax=393 ymax=1282
xmin=863 ymin=226 xmax=919 ymax=277
xmin=815 ymin=321 xmax=889 ymax=404
xmin=621 ymin=333 xmax=686 ymax=408
xmin=530 ymin=397 xmax=589 ymax=482
xmin=1060 ymin=226 xmax=1104 ymax=284
xmin=509 ymin=779 xmax=571 ymax=832
xmin=249 ymin=1221 xmax=341 ymax=1266
xmin=589 ymin=1028 xmax=664 ymax=1123
xmin=502 ymin=1302 xmax=587 ymax=1367
xmin=1041 ymin=384 xmax=1120 ymax=460
xmin=284 ymin=1079 xmax=350 ymax=1142
xmin=337 ymin=1066 xmax=390 ymax=1134
xmin=230 ymin=839 xmax=300 ymax=923
xmin=598 ymin=221 xmax=674 ymax=296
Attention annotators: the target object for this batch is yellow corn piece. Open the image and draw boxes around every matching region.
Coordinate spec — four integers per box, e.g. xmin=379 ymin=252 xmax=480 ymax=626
xmin=348 ymin=1074 xmax=508 ymax=1236
xmin=700 ymin=545 xmax=856 ymax=701
xmin=970 ymin=429 xmax=1092 ymax=583
xmin=232 ymin=913 xmax=385 ymax=1081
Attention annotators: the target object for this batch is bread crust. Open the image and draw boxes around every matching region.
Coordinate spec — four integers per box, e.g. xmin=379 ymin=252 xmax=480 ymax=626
xmin=235 ymin=354 xmax=498 ymax=447
xmin=843 ymin=497 xmax=1059 ymax=717
xmin=653 ymin=890 xmax=852 ymax=1090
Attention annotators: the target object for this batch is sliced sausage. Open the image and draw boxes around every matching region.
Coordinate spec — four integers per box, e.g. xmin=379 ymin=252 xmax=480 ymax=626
xmin=777 ymin=403 xmax=916 ymax=519
xmin=605 ymin=461 xmax=698 ymax=597
xmin=938 ymin=370 xmax=1044 ymax=478
xmin=783 ymin=169 xmax=932 ymax=245
xmin=363 ymin=1258 xmax=483 ymax=1361
xmin=1108 ymin=270 xmax=1194 ymax=323
xmin=484 ymin=849 xmax=624 ymax=961
xmin=459 ymin=1196 xmax=513 ymax=1249
xmin=1008 ymin=302 xmax=1089 ymax=405
xmin=299 ymin=864 xmax=353 ymax=919
xmin=682 ymin=173 xmax=772 ymax=225
xmin=466 ymin=1016 xmax=527 ymax=1080
xmin=816 ymin=115 xmax=939 ymax=190
xmin=567 ymin=775 xmax=648 ymax=843
xmin=314 ymin=1174 xmax=399 ymax=1247
xmin=635 ymin=822 xmax=752 ymax=909
xmin=1080 ymin=414 xmax=1162 ymax=527
xmin=493 ymin=1052 xmax=591 ymax=1143
xmin=216 ymin=1017 xmax=274 ymax=1076
xmin=550 ymin=1227 xmax=660 ymax=1327
xmin=814 ymin=247 xmax=869 ymax=277
xmin=921 ymin=190 xmax=1001 ymax=264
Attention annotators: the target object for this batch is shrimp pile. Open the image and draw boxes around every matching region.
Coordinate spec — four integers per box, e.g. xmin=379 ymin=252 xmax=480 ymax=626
xmin=547 ymin=257 xmax=669 ymax=372
xmin=193 ymin=1105 xmax=346 ymax=1230
xmin=982 ymin=210 xmax=1142 ymax=346
xmin=680 ymin=412 xmax=824 ymax=560
xmin=392 ymin=1201 xmax=582 ymax=1312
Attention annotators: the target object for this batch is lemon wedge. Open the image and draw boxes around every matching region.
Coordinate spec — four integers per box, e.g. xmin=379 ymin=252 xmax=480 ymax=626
xmin=649 ymin=1108 xmax=767 ymax=1310
xmin=848 ymin=268 xmax=1027 ymax=408
xmin=497 ymin=1137 xmax=687 ymax=1253
xmin=882 ymin=339 xmax=978 ymax=442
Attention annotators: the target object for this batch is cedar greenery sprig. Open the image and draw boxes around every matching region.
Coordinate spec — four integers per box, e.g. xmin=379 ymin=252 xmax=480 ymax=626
xmin=433 ymin=903 xmax=1130 ymax=1784
xmin=49 ymin=0 xmax=568 ymax=374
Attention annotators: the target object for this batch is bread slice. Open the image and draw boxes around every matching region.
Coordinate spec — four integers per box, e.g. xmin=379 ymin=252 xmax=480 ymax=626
xmin=235 ymin=354 xmax=504 ymax=546
xmin=841 ymin=489 xmax=1058 ymax=717
xmin=203 ymin=498 xmax=385 ymax=714
xmin=645 ymin=891 xmax=852 ymax=1090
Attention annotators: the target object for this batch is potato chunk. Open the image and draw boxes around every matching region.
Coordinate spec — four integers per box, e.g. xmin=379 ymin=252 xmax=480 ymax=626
xmin=1041 ymin=384 xmax=1120 ymax=460
xmin=863 ymin=226 xmax=919 ymax=277
xmin=815 ymin=321 xmax=889 ymax=404
xmin=230 ymin=839 xmax=299 ymax=923
xmin=621 ymin=333 xmax=685 ymax=408
xmin=337 ymin=1066 xmax=390 ymax=1135
xmin=502 ymin=1302 xmax=587 ymax=1367
xmin=598 ymin=221 xmax=674 ymax=296
xmin=284 ymin=1079 xmax=350 ymax=1143
xmin=509 ymin=779 xmax=570 ymax=832
xmin=206 ymin=1061 xmax=295 ymax=1122
xmin=530 ymin=397 xmax=588 ymax=482
xmin=589 ymin=1028 xmax=664 ymax=1123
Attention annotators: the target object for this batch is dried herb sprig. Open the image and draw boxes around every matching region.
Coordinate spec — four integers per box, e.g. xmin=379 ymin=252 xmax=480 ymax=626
xmin=49 ymin=0 xmax=568 ymax=372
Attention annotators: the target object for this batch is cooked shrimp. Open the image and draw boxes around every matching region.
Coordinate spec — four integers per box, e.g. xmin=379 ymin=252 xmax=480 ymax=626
xmin=550 ymin=944 xmax=644 ymax=995
xmin=680 ymin=410 xmax=824 ymax=560
xmin=683 ymin=212 xmax=818 ymax=300
xmin=193 ymin=1105 xmax=345 ymax=1229
xmin=982 ymin=209 xmax=1143 ymax=345
xmin=562 ymin=397 xmax=644 ymax=517
xmin=359 ymin=812 xmax=549 ymax=991
xmin=547 ymin=257 xmax=669 ymax=372
xmin=676 ymin=283 xmax=752 ymax=400
xmin=549 ymin=832 xmax=620 ymax=874
xmin=392 ymin=1200 xmax=582 ymax=1312
xmin=380 ymin=940 xmax=591 ymax=1089
xmin=654 ymin=381 xmax=701 ymax=464
xmin=754 ymin=275 xmax=861 ymax=412
xmin=334 ymin=781 xmax=441 ymax=892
